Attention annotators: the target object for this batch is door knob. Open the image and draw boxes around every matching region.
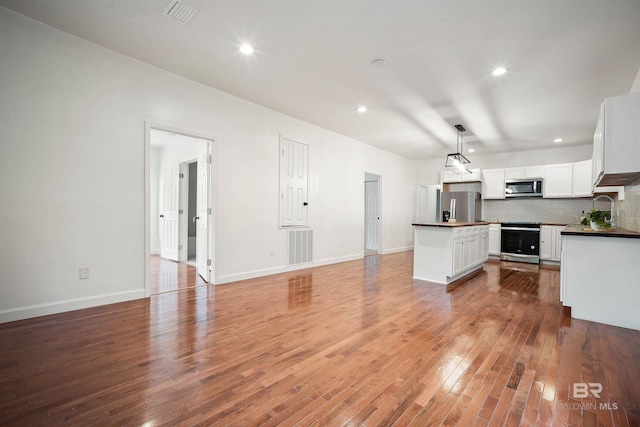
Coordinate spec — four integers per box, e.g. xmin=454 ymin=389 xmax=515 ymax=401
xmin=193 ymin=216 xmax=199 ymax=223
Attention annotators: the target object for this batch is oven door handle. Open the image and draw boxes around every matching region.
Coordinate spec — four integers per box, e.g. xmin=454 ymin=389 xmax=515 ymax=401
xmin=502 ymin=227 xmax=540 ymax=232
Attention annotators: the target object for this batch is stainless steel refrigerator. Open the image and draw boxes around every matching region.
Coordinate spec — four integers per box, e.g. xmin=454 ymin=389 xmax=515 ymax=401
xmin=440 ymin=191 xmax=482 ymax=222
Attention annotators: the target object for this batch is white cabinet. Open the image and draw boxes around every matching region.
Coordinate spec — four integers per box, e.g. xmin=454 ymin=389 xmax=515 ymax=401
xmin=540 ymin=225 xmax=563 ymax=261
xmin=483 ymin=162 xmax=594 ymax=200
xmin=480 ymin=230 xmax=489 ymax=263
xmin=442 ymin=170 xmax=460 ymax=184
xmin=504 ymin=166 xmax=545 ymax=180
xmin=441 ymin=169 xmax=481 ymax=184
xmin=488 ymin=224 xmax=501 ymax=255
xmin=524 ymin=165 xmax=545 ymax=179
xmin=463 ymin=232 xmax=478 ymax=270
xmin=482 ymin=169 xmax=505 ymax=199
xmin=453 ymin=236 xmax=464 ymax=275
xmin=540 ymin=226 xmax=553 ymax=260
xmin=413 ymin=225 xmax=489 ymax=284
xmin=594 ymin=92 xmax=640 ymax=187
xmin=504 ymin=168 xmax=523 ymax=180
xmin=572 ymin=159 xmax=593 ymax=197
xmin=593 ymin=103 xmax=605 ymax=186
xmin=543 ymin=163 xmax=573 ymax=198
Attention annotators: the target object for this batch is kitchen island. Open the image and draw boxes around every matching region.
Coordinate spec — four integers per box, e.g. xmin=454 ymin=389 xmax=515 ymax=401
xmin=560 ymin=226 xmax=640 ymax=330
xmin=412 ymin=222 xmax=489 ymax=284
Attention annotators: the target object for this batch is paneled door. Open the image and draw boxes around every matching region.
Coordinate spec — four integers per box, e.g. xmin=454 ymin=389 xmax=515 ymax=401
xmin=160 ymin=166 xmax=180 ymax=261
xmin=365 ymin=180 xmax=379 ymax=251
xmin=196 ymin=143 xmax=210 ymax=282
xmin=279 ymin=137 xmax=308 ymax=227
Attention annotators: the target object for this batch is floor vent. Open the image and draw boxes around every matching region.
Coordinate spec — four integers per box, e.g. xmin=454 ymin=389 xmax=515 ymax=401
xmin=163 ymin=0 xmax=198 ymax=25
xmin=288 ymin=229 xmax=313 ymax=265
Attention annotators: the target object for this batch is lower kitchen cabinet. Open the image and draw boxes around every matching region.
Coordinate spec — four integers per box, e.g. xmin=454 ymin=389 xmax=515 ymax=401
xmin=540 ymin=225 xmax=563 ymax=261
xmin=414 ymin=224 xmax=489 ymax=284
xmin=488 ymin=223 xmax=501 ymax=255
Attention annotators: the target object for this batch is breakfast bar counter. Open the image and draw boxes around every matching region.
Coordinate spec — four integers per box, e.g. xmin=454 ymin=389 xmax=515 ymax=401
xmin=560 ymin=227 xmax=640 ymax=330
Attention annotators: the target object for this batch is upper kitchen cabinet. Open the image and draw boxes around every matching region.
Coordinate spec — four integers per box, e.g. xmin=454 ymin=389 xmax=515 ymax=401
xmin=441 ymin=169 xmax=481 ymax=184
xmin=593 ymin=92 xmax=640 ymax=186
xmin=572 ymin=159 xmax=593 ymax=197
xmin=482 ymin=169 xmax=505 ymax=199
xmin=544 ymin=163 xmax=573 ymax=198
xmin=504 ymin=166 xmax=545 ymax=180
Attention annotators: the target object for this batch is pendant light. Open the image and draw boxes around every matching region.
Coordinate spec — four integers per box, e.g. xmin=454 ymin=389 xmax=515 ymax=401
xmin=445 ymin=124 xmax=471 ymax=174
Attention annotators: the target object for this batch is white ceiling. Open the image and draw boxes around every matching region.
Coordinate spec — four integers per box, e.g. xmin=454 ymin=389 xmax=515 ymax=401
xmin=3 ymin=0 xmax=640 ymax=160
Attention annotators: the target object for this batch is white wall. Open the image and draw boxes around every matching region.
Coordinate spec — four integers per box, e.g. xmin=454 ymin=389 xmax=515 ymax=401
xmin=416 ymin=144 xmax=594 ymax=184
xmin=0 ymin=8 xmax=417 ymax=322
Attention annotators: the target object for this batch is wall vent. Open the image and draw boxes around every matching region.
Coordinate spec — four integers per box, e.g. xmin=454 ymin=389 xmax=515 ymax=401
xmin=288 ymin=229 xmax=313 ymax=265
xmin=163 ymin=0 xmax=198 ymax=25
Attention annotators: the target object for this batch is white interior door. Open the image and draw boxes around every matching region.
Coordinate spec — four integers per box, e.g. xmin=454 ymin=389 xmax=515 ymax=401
xmin=160 ymin=165 xmax=180 ymax=261
xmin=196 ymin=143 xmax=210 ymax=282
xmin=365 ymin=180 xmax=379 ymax=251
xmin=279 ymin=137 xmax=308 ymax=227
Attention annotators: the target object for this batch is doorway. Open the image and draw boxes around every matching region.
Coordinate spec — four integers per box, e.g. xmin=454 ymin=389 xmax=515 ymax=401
xmin=146 ymin=124 xmax=215 ymax=296
xmin=364 ymin=173 xmax=381 ymax=256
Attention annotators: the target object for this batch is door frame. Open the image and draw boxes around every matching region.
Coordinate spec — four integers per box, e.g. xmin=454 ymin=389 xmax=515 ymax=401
xmin=178 ymin=158 xmax=199 ymax=263
xmin=144 ymin=121 xmax=218 ymax=297
xmin=364 ymin=172 xmax=382 ymax=255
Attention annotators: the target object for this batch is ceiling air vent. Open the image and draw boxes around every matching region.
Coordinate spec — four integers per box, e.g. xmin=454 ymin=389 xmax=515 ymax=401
xmin=163 ymin=0 xmax=198 ymax=25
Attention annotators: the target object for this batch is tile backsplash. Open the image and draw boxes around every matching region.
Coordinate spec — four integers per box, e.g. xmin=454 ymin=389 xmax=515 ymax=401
xmin=619 ymin=179 xmax=640 ymax=232
xmin=484 ymin=198 xmax=596 ymax=224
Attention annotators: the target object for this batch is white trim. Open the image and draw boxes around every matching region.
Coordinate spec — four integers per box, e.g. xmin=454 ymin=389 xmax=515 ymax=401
xmin=145 ymin=121 xmax=219 ymax=297
xmin=0 ymin=290 xmax=145 ymax=324
xmin=216 ymin=254 xmax=362 ymax=284
xmin=413 ymin=264 xmax=483 ymax=285
xmin=381 ymin=246 xmax=414 ymax=254
xmin=363 ymin=171 xmax=383 ymax=255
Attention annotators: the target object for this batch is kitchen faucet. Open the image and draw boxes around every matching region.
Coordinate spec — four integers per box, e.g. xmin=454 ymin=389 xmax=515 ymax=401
xmin=592 ymin=194 xmax=615 ymax=228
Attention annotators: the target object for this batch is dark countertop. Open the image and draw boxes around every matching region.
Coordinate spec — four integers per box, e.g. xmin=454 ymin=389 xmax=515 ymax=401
xmin=412 ymin=222 xmax=489 ymax=228
xmin=561 ymin=226 xmax=640 ymax=239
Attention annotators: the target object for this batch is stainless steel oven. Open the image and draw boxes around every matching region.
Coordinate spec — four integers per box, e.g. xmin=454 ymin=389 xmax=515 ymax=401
xmin=500 ymin=222 xmax=540 ymax=264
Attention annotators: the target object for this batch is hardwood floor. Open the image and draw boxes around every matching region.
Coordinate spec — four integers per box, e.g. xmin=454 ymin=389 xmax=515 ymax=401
xmin=150 ymin=254 xmax=207 ymax=294
xmin=1 ymin=252 xmax=639 ymax=426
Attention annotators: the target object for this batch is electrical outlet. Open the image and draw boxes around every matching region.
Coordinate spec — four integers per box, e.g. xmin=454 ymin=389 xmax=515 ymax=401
xmin=79 ymin=267 xmax=90 ymax=280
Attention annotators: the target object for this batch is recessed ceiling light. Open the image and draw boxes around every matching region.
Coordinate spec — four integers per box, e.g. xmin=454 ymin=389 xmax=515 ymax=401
xmin=468 ymin=149 xmax=475 ymax=153
xmin=240 ymin=44 xmax=254 ymax=55
xmin=554 ymin=138 xmax=563 ymax=143
xmin=371 ymin=59 xmax=387 ymax=67
xmin=491 ymin=67 xmax=507 ymax=76
xmin=356 ymin=106 xmax=367 ymax=113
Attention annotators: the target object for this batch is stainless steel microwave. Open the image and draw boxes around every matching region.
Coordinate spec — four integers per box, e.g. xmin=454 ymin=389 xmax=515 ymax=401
xmin=505 ymin=179 xmax=543 ymax=197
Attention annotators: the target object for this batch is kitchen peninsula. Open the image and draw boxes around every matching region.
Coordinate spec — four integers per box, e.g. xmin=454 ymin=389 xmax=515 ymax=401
xmin=412 ymin=222 xmax=489 ymax=284
xmin=561 ymin=226 xmax=640 ymax=330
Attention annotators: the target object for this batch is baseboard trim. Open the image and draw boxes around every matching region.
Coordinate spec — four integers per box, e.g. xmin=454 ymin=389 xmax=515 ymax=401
xmin=381 ymin=246 xmax=413 ymax=255
xmin=0 ymin=289 xmax=145 ymax=324
xmin=216 ymin=253 xmax=363 ymax=284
